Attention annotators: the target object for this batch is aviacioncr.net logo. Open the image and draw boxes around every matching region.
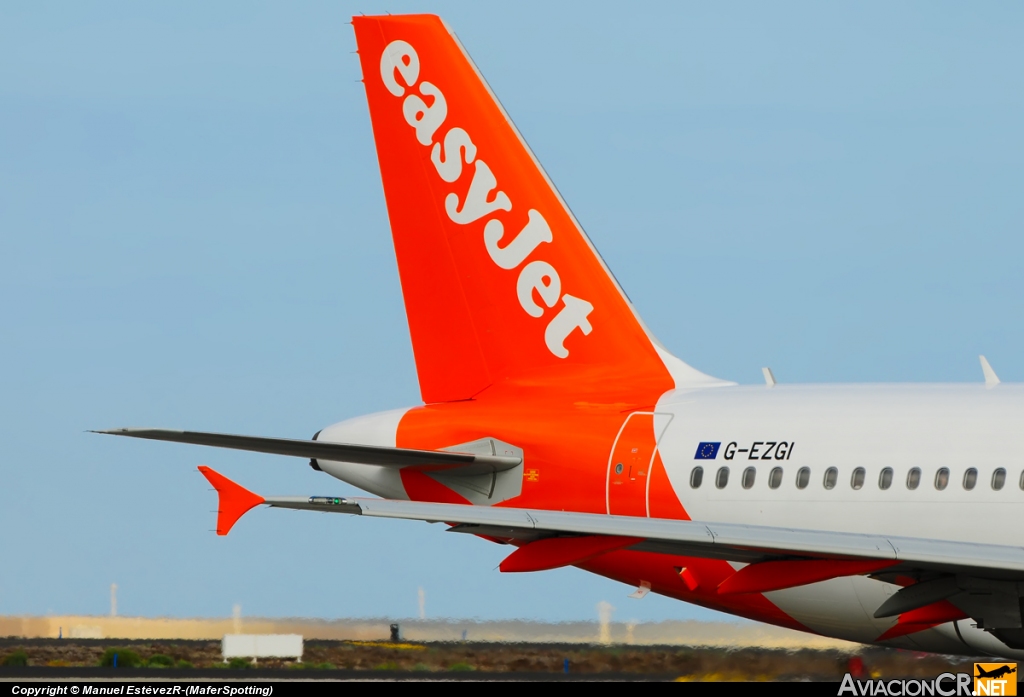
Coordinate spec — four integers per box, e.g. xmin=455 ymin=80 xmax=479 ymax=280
xmin=839 ymin=672 xmax=974 ymax=696
xmin=975 ymin=663 xmax=1017 ymax=696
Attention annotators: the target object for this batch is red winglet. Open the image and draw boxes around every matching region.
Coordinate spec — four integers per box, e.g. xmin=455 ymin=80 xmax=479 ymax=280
xmin=197 ymin=466 xmax=265 ymax=536
xmin=499 ymin=536 xmax=642 ymax=573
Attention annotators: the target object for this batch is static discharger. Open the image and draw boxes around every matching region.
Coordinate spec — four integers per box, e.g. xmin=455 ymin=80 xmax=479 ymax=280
xmin=980 ymin=355 xmax=1000 ymax=387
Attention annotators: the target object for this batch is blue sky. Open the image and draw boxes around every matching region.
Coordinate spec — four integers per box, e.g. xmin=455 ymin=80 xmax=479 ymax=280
xmin=2 ymin=2 xmax=1023 ymax=623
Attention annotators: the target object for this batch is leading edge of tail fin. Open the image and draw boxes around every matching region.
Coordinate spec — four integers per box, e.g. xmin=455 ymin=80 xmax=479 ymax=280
xmin=198 ymin=465 xmax=264 ymax=536
xmin=353 ymin=15 xmax=727 ymax=402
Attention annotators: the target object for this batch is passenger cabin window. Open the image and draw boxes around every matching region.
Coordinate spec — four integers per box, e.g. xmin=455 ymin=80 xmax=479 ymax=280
xmin=742 ymin=467 xmax=756 ymax=489
xmin=934 ymin=468 xmax=949 ymax=490
xmin=716 ymin=467 xmax=730 ymax=489
xmin=851 ymin=467 xmax=865 ymax=490
xmin=879 ymin=468 xmax=893 ymax=490
xmin=768 ymin=467 xmax=783 ymax=489
xmin=796 ymin=467 xmax=810 ymax=489
xmin=992 ymin=468 xmax=1006 ymax=490
xmin=1019 ymin=469 xmax=1024 ymax=491
xmin=907 ymin=468 xmax=921 ymax=490
xmin=963 ymin=468 xmax=977 ymax=490
xmin=690 ymin=466 xmax=703 ymax=489
xmin=823 ymin=467 xmax=838 ymax=490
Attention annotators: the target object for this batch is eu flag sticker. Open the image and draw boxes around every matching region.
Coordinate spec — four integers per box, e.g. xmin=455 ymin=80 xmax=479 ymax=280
xmin=695 ymin=442 xmax=721 ymax=460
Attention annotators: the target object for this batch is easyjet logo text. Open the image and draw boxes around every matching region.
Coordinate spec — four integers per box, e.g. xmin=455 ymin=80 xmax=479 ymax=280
xmin=379 ymin=40 xmax=594 ymax=359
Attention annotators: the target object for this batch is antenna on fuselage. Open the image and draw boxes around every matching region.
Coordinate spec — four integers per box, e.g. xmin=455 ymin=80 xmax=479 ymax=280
xmin=762 ymin=367 xmax=777 ymax=388
xmin=980 ymin=355 xmax=1000 ymax=387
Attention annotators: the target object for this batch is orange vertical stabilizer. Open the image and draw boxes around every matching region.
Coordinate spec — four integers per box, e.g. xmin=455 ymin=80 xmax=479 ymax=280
xmin=352 ymin=14 xmax=677 ymax=403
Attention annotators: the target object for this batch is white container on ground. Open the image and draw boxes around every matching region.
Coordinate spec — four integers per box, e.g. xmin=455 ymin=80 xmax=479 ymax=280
xmin=222 ymin=634 xmax=303 ymax=663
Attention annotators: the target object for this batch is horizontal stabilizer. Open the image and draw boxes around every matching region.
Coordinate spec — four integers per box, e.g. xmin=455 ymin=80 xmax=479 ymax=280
xmin=95 ymin=428 xmax=521 ymax=472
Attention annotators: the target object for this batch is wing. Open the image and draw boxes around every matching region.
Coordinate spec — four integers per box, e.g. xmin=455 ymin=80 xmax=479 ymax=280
xmin=198 ymin=466 xmax=1024 ymax=646
xmin=94 ymin=428 xmax=521 ymax=473
xmin=266 ymin=495 xmax=1024 ymax=580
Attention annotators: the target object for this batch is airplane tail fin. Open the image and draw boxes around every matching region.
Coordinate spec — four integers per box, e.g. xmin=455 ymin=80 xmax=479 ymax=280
xmin=352 ymin=15 xmax=725 ymax=403
xmin=198 ymin=465 xmax=264 ymax=536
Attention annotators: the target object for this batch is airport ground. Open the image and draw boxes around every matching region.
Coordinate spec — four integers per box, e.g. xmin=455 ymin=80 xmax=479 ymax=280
xmin=0 ymin=615 xmax=862 ymax=648
xmin=0 ymin=638 xmax=980 ymax=681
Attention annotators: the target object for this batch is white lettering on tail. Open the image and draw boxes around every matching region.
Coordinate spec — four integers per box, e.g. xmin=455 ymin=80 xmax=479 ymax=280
xmin=445 ymin=160 xmax=512 ymax=224
xmin=380 ymin=40 xmax=419 ymax=97
xmin=402 ymin=82 xmax=447 ymax=146
xmin=544 ymin=295 xmax=594 ymax=359
xmin=431 ymin=128 xmax=476 ymax=183
xmin=484 ymin=209 xmax=552 ymax=270
xmin=517 ymin=260 xmax=561 ymax=318
xmin=380 ymin=39 xmax=593 ymax=358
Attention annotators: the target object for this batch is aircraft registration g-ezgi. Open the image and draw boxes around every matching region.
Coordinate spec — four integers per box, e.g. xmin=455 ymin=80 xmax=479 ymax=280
xmin=98 ymin=14 xmax=1024 ymax=658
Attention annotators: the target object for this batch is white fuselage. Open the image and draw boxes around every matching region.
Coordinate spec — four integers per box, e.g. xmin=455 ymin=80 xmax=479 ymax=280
xmin=658 ymin=383 xmax=1024 ymax=545
xmin=655 ymin=382 xmax=1024 ymax=656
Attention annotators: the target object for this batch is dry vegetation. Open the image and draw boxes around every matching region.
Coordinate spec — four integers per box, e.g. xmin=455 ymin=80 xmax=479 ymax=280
xmin=0 ymin=639 xmax=979 ymax=679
